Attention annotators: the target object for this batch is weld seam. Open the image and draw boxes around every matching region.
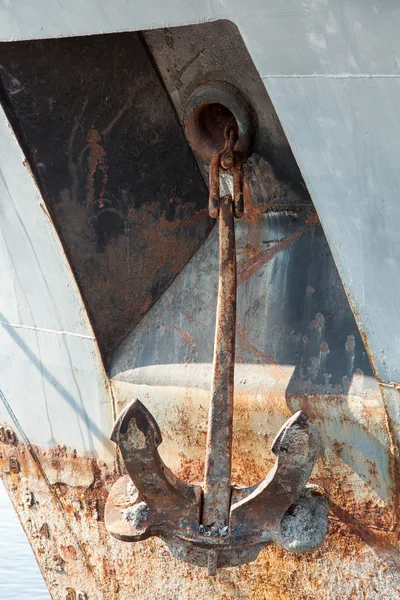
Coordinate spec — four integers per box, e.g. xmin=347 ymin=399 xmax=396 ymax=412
xmin=0 ymin=321 xmax=95 ymax=340
xmin=262 ymin=74 xmax=400 ymax=79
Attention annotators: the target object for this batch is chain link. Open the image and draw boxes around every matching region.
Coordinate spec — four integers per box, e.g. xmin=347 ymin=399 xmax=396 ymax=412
xmin=208 ymin=121 xmax=244 ymax=219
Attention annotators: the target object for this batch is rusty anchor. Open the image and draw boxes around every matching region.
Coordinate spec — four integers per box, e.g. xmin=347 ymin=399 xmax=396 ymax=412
xmin=105 ymin=122 xmax=329 ymax=574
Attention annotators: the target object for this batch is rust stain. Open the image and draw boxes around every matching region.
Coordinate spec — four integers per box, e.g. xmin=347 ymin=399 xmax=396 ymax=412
xmin=74 ymin=79 xmax=152 ymax=170
xmin=306 ymin=211 xmax=320 ymax=227
xmin=237 ymin=232 xmax=301 ymax=285
xmin=178 ymin=330 xmax=198 ymax=354
xmin=1 ymin=357 xmax=399 ymax=598
xmin=0 ymin=417 xmax=398 ymax=599
xmin=309 ymin=312 xmax=325 ymax=330
xmin=86 ymin=128 xmax=108 ymax=209
xmin=59 ymin=187 xmax=210 ymax=356
xmin=181 ymin=311 xmax=195 ymax=324
xmin=39 ymin=523 xmax=50 ymax=539
xmin=60 ymin=545 xmax=78 ymax=561
xmin=343 ymin=290 xmax=400 ymax=533
xmin=243 ymin=174 xmax=263 ymax=222
xmin=53 ymin=78 xmax=213 ymax=359
xmin=101 ymin=90 xmax=135 ymax=136
xmin=237 ymin=325 xmax=276 ymax=365
xmin=242 ymin=176 xmax=263 ymax=253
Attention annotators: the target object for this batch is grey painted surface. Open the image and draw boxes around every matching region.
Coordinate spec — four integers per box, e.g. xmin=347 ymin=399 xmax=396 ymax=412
xmin=111 ymin=215 xmax=374 ymax=388
xmin=1 ymin=0 xmax=399 ymax=385
xmin=0 ymin=108 xmax=114 ymax=460
xmin=1 ymin=0 xmax=400 ymax=80
xmin=264 ymin=77 xmax=400 ymax=382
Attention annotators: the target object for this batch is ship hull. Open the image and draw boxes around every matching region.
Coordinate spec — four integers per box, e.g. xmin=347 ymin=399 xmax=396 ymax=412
xmin=0 ymin=4 xmax=400 ymax=599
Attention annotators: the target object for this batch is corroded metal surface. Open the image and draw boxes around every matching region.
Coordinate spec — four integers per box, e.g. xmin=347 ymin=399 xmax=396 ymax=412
xmin=203 ymin=195 xmax=237 ymax=528
xmin=144 ymin=20 xmax=315 ymax=216
xmin=105 ymin=399 xmax=327 ymax=573
xmin=107 ymin=208 xmax=399 ymax=595
xmin=0 ymin=32 xmax=211 ymax=360
xmin=105 ymin=400 xmax=201 ymax=543
xmin=183 ymin=82 xmax=253 ymax=163
xmin=1 ymin=413 xmax=399 ymax=599
xmin=0 ymin=14 xmax=399 ymax=599
xmin=0 ymin=187 xmax=396 ymax=595
xmin=106 ymin=190 xmax=327 ymax=573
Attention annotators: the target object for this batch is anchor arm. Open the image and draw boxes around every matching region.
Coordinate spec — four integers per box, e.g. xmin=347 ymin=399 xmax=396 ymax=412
xmin=111 ymin=399 xmax=198 ymax=508
xmin=230 ymin=411 xmax=325 ymax=532
xmin=105 ymin=400 xmax=201 ymax=543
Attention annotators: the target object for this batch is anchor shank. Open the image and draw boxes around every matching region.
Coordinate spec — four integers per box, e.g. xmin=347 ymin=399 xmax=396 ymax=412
xmin=203 ymin=194 xmax=236 ymax=529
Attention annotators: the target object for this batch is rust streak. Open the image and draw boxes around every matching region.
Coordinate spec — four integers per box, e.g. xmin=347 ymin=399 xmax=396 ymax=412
xmin=236 ymin=325 xmax=276 ymax=365
xmin=86 ymin=128 xmax=108 ymax=209
xmin=237 ymin=231 xmax=302 ymax=285
xmin=178 ymin=330 xmax=198 ymax=356
xmin=68 ymin=97 xmax=89 ymax=201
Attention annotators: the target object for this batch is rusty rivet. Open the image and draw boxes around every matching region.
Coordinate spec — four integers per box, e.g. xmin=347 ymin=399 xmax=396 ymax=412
xmin=220 ymin=152 xmax=234 ymax=169
xmin=9 ymin=456 xmax=20 ymax=473
xmin=40 ymin=522 xmax=50 ymax=539
xmin=53 ymin=554 xmax=64 ymax=569
xmin=66 ymin=589 xmax=87 ymax=600
xmin=5 ymin=427 xmax=16 ymax=444
xmin=24 ymin=491 xmax=34 ymax=507
xmin=0 ymin=426 xmax=16 ymax=445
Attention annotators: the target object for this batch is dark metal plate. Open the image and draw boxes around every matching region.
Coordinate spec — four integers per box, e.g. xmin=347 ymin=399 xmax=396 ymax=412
xmin=0 ymin=32 xmax=211 ymax=360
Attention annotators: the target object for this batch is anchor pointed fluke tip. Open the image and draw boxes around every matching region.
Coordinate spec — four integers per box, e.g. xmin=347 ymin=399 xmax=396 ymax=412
xmin=110 ymin=399 xmax=162 ymax=448
xmin=271 ymin=410 xmax=324 ymax=459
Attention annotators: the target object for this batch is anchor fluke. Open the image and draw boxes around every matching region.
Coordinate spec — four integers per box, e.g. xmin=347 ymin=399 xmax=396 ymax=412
xmin=106 ymin=398 xmax=202 ymax=544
